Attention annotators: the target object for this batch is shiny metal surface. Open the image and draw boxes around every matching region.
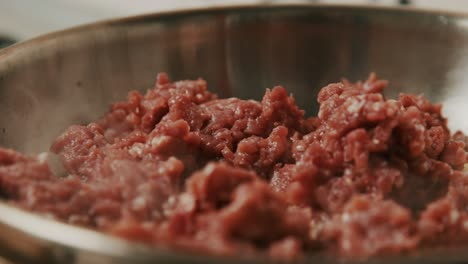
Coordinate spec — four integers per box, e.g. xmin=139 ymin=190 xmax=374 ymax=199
xmin=2 ymin=4 xmax=468 ymax=263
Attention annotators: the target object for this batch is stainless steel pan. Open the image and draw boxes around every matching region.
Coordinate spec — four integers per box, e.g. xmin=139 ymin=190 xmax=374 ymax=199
xmin=2 ymin=4 xmax=468 ymax=263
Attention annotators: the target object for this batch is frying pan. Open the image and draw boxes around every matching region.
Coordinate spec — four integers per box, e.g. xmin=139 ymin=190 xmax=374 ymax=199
xmin=1 ymin=4 xmax=468 ymax=263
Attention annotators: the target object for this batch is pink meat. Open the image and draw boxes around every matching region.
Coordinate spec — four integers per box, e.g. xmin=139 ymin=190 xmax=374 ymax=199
xmin=0 ymin=72 xmax=467 ymax=260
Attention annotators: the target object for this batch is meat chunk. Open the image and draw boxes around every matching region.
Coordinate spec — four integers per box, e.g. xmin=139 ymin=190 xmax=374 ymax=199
xmin=0 ymin=73 xmax=467 ymax=261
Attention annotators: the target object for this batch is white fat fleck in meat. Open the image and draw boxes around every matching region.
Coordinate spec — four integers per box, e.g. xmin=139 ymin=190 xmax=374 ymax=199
xmin=178 ymin=193 xmax=196 ymax=212
xmin=150 ymin=135 xmax=171 ymax=149
xmin=163 ymin=195 xmax=178 ymax=216
xmin=450 ymin=210 xmax=460 ymax=224
xmin=201 ymin=162 xmax=216 ymax=175
xmin=309 ymin=220 xmax=323 ymax=240
xmin=329 ymin=129 xmax=339 ymax=137
xmin=363 ymin=82 xmax=370 ymax=91
xmin=386 ymin=100 xmax=399 ymax=116
xmin=167 ymin=196 xmax=177 ymax=206
xmin=37 ymin=152 xmax=48 ymax=164
xmin=415 ymin=124 xmax=425 ymax=133
xmin=371 ymin=102 xmax=383 ymax=112
xmin=342 ymin=213 xmax=351 ymax=223
xmin=270 ymin=141 xmax=279 ymax=149
xmin=132 ymin=196 xmax=147 ymax=210
xmin=344 ymin=168 xmax=352 ymax=176
xmin=318 ymin=110 xmax=325 ymax=119
xmin=129 ymin=144 xmax=144 ymax=158
xmin=176 ymin=81 xmax=195 ymax=90
xmin=295 ymin=145 xmax=305 ymax=152
xmin=168 ymin=98 xmax=177 ymax=105
xmin=346 ymin=98 xmax=365 ymax=113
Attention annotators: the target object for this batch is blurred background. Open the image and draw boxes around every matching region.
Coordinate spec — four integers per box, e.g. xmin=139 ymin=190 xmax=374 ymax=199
xmin=1 ymin=0 xmax=468 ymax=45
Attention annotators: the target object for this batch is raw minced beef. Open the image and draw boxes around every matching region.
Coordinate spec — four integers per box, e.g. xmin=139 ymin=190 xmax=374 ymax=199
xmin=0 ymin=72 xmax=467 ymax=260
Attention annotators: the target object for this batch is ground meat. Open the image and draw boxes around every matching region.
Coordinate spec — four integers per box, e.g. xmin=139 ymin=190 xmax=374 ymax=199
xmin=0 ymin=72 xmax=467 ymax=260
xmin=321 ymin=195 xmax=419 ymax=258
